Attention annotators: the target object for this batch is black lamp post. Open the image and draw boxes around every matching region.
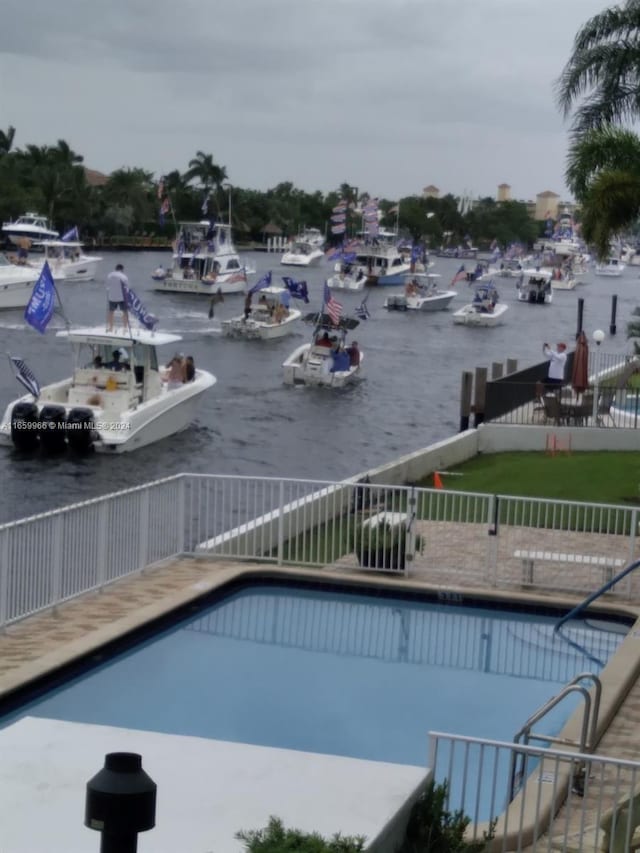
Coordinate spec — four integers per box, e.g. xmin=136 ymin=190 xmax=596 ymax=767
xmin=85 ymin=752 xmax=157 ymax=853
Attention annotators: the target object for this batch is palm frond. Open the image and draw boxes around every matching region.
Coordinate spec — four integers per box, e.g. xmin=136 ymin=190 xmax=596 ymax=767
xmin=566 ymin=126 xmax=640 ymax=200
xmin=579 ymin=169 xmax=640 ymax=258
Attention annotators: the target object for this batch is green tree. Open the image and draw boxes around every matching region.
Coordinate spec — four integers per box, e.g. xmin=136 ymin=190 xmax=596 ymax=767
xmin=184 ymin=151 xmax=228 ymax=214
xmin=0 ymin=125 xmax=15 ymax=155
xmin=556 ymin=0 xmax=640 ymax=133
xmin=565 ymin=126 xmax=640 ymax=258
xmin=102 ymin=168 xmax=155 ymax=234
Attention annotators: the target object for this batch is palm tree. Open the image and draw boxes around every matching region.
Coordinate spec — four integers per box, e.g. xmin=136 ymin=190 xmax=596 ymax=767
xmin=565 ymin=126 xmax=640 ymax=257
xmin=184 ymin=151 xmax=227 ymax=213
xmin=556 ymin=0 xmax=640 ymax=132
xmin=0 ymin=126 xmax=15 ymax=155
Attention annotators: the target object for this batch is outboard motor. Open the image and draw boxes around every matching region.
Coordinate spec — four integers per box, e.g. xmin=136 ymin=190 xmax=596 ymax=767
xmin=66 ymin=408 xmax=95 ymax=453
xmin=39 ymin=405 xmax=67 ymax=453
xmin=10 ymin=401 xmax=39 ymax=451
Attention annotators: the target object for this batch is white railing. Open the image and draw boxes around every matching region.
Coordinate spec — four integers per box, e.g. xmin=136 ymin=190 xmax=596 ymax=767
xmin=1 ymin=473 xmax=639 ymax=628
xmin=428 ymin=731 xmax=640 ymax=852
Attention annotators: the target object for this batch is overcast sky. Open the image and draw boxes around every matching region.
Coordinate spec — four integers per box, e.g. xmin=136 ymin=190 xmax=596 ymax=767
xmin=0 ymin=0 xmax=608 ymax=202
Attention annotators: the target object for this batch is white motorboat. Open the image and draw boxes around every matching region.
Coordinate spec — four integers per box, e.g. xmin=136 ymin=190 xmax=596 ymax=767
xmin=281 ymin=241 xmax=325 ymax=267
xmin=452 ymin=282 xmax=508 ymax=326
xmin=151 ymin=264 xmax=168 ymax=281
xmin=283 ymin=313 xmax=363 ymax=387
xmin=0 ymin=326 xmax=216 ymax=454
xmin=385 ymin=274 xmax=456 ymax=312
xmin=33 ymin=240 xmax=102 ymax=282
xmin=2 ymin=212 xmax=58 ymax=247
xmin=222 ymin=285 xmax=302 ymax=340
xmin=594 ymin=258 xmax=625 ymax=277
xmin=517 ymin=269 xmax=553 ymax=304
xmin=326 ymin=267 xmax=366 ymax=291
xmin=298 ymin=227 xmax=325 ymax=249
xmin=550 ymin=269 xmax=577 ymax=290
xmin=0 ymin=254 xmax=40 ymax=310
xmin=153 ymin=220 xmax=249 ymax=295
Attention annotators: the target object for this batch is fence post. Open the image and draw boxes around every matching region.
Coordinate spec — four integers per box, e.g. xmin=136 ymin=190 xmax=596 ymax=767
xmin=96 ymin=503 xmax=108 ymax=591
xmin=487 ymin=494 xmax=498 ymax=586
xmin=277 ymin=479 xmax=284 ymax=566
xmin=51 ymin=514 xmax=64 ymax=613
xmin=628 ymin=508 xmax=638 ymax=600
xmin=405 ymin=486 xmax=417 ymax=579
xmin=138 ymin=488 xmax=150 ymax=571
xmin=177 ymin=475 xmax=187 ymax=555
xmin=0 ymin=528 xmax=9 ymax=629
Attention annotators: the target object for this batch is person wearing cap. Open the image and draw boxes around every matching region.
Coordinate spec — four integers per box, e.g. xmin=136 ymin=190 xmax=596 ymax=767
xmin=543 ymin=342 xmax=567 ymax=387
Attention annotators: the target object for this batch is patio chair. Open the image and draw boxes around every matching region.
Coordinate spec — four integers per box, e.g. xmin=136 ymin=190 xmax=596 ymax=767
xmin=533 ymin=380 xmax=546 ymax=422
xmin=569 ymin=391 xmax=594 ymax=426
xmin=596 ymin=388 xmax=617 ymax=427
xmin=550 ymin=784 xmax=640 ymax=852
xmin=542 ymin=394 xmax=567 ymax=426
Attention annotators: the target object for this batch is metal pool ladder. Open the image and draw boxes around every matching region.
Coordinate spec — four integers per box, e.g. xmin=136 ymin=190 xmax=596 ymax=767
xmin=508 ymin=672 xmax=602 ymax=800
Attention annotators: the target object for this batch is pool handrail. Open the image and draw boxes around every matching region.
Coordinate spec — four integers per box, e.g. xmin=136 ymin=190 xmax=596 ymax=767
xmin=555 ymin=558 xmax=640 ymax=633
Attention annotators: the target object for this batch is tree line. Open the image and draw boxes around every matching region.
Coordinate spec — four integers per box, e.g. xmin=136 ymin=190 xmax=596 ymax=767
xmin=0 ymin=128 xmax=543 ymax=248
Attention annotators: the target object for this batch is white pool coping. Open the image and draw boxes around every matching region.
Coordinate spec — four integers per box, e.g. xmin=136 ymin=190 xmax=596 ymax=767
xmin=0 ymin=717 xmax=429 ymax=853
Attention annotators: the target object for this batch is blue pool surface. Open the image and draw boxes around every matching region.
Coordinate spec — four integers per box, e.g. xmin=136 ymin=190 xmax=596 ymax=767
xmin=1 ymin=582 xmax=628 ymax=770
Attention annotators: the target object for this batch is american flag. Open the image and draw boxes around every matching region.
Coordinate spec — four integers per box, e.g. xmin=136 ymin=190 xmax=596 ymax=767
xmin=10 ymin=356 xmax=40 ymax=398
xmin=450 ymin=264 xmax=467 ymax=286
xmin=324 ymin=282 xmax=342 ymax=325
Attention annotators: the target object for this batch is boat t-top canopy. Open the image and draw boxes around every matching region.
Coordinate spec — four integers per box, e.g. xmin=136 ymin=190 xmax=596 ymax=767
xmin=56 ymin=326 xmax=182 ymax=347
xmin=522 ymin=268 xmax=552 ymax=281
xmin=301 ymin=312 xmax=360 ymax=331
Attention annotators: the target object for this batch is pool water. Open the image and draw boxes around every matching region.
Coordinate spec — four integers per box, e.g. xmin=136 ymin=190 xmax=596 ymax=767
xmin=1 ymin=583 xmax=626 ymax=770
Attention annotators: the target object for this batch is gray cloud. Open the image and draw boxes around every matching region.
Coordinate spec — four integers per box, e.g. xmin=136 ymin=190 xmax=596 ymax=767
xmin=0 ymin=0 xmax=607 ymax=199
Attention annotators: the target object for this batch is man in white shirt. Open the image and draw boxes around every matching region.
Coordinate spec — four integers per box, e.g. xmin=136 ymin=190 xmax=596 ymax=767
xmin=543 ymin=342 xmax=567 ymax=386
xmin=105 ymin=264 xmax=129 ymax=332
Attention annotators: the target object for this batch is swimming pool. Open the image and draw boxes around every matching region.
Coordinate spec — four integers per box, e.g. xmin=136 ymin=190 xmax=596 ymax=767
xmin=0 ymin=580 xmax=628 ymax=770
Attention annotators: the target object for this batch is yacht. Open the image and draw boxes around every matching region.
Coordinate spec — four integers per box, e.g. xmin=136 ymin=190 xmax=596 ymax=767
xmin=153 ymin=220 xmax=250 ymax=295
xmin=298 ymin=227 xmax=325 ymax=249
xmin=354 ymin=235 xmax=412 ymax=285
xmin=0 ymin=325 xmax=216 ymax=454
xmin=281 ymin=241 xmax=325 ymax=267
xmin=222 ymin=285 xmax=301 ymax=340
xmin=34 ymin=240 xmax=102 ymax=282
xmin=0 ymin=254 xmax=40 ymax=310
xmin=2 ymin=213 xmax=58 ymax=246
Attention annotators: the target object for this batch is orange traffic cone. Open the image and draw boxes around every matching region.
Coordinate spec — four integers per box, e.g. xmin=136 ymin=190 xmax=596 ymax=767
xmin=433 ymin=472 xmax=444 ymax=490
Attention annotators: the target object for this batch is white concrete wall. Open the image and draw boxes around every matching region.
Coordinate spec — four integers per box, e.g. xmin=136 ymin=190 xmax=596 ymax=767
xmin=478 ymin=424 xmax=640 ymax=453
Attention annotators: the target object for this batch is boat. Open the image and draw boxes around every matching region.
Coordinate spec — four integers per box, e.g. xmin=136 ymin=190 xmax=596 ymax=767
xmin=594 ymin=258 xmax=626 ymax=277
xmin=0 ymin=326 xmax=216 ymax=454
xmin=283 ymin=313 xmax=363 ymax=387
xmin=354 ymin=235 xmax=412 ymax=286
xmin=517 ymin=269 xmax=553 ymax=304
xmin=281 ymin=241 xmax=325 ymax=267
xmin=297 ymin=227 xmax=325 ymax=249
xmin=221 ymin=285 xmax=302 ymax=340
xmin=326 ymin=265 xmax=366 ymax=291
xmin=2 ymin=213 xmax=58 ymax=247
xmin=384 ymin=274 xmax=457 ymax=312
xmin=550 ymin=268 xmax=577 ymax=290
xmin=0 ymin=254 xmax=40 ymax=310
xmin=153 ymin=220 xmax=249 ymax=295
xmin=452 ymin=281 xmax=508 ymax=326
xmin=32 ymin=240 xmax=102 ymax=282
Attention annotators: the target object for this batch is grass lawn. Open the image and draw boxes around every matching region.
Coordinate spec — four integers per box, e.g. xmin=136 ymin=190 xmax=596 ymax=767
xmin=416 ymin=452 xmax=640 ymax=505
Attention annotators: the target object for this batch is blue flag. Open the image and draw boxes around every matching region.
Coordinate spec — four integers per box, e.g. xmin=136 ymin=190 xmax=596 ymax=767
xmin=60 ymin=226 xmax=79 ymax=242
xmin=120 ymin=278 xmax=158 ymax=330
xmin=24 ymin=261 xmax=56 ymax=334
xmin=249 ymin=271 xmax=272 ymax=295
xmin=281 ymin=276 xmax=309 ymax=303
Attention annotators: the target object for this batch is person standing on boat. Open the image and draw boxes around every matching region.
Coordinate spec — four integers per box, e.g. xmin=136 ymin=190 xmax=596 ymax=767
xmin=105 ymin=264 xmax=130 ymax=332
xmin=543 ymin=342 xmax=567 ymax=387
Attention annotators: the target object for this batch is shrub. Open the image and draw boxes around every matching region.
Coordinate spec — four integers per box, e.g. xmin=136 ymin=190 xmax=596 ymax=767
xmin=236 ymin=816 xmax=365 ymax=852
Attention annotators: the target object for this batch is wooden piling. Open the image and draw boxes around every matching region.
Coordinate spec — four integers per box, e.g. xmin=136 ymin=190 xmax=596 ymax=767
xmin=610 ymin=294 xmax=618 ymax=335
xmin=491 ymin=362 xmax=503 ymax=380
xmin=459 ymin=371 xmax=473 ymax=432
xmin=473 ymin=367 xmax=488 ymax=427
xmin=576 ymin=298 xmax=584 ymax=339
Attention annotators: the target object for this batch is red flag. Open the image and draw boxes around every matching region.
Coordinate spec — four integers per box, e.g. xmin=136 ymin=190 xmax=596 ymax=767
xmin=433 ymin=472 xmax=444 ymax=490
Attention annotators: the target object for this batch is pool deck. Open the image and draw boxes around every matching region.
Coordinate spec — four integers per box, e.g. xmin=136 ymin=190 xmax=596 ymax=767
xmin=1 ymin=550 xmax=640 ymax=851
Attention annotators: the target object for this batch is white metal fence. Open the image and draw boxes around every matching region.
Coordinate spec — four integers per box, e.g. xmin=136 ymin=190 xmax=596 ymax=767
xmin=429 ymin=731 xmax=640 ymax=852
xmin=1 ymin=473 xmax=639 ymax=628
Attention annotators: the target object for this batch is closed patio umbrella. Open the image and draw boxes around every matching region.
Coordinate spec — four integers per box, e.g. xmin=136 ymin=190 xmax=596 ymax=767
xmin=571 ymin=331 xmax=589 ymax=395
